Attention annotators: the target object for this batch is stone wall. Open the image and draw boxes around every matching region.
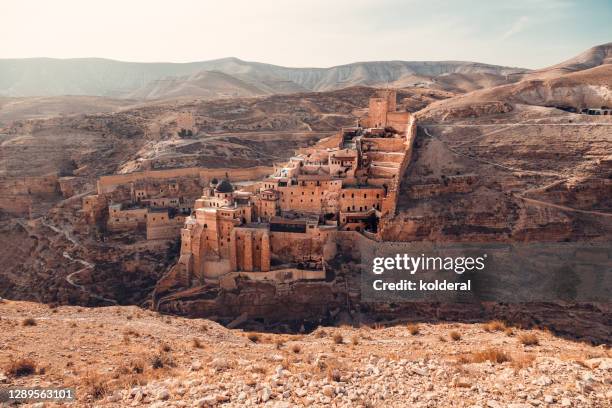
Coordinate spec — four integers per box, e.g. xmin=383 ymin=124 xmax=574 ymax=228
xmin=97 ymin=166 xmax=273 ymax=194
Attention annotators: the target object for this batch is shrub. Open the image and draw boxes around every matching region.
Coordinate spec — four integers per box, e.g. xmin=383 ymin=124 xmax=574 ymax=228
xmin=291 ymin=344 xmax=301 ymax=354
xmin=407 ymin=323 xmax=419 ymax=335
xmin=160 ymin=343 xmax=171 ymax=353
xmin=470 ymin=348 xmax=512 ymax=364
xmin=332 ymin=333 xmax=343 ymax=344
xmin=504 ymin=327 xmax=514 ymax=336
xmin=351 ymin=335 xmax=359 ymax=345
xmin=275 ymin=339 xmax=285 ymax=350
xmin=449 ymin=331 xmax=461 ymax=341
xmin=519 ymin=333 xmax=539 ymax=346
xmin=82 ymin=372 xmax=109 ymax=400
xmin=69 ymin=322 xmax=77 ymax=328
xmin=6 ymin=358 xmax=37 ymax=377
xmin=22 ymin=318 xmax=37 ymax=327
xmin=483 ymin=320 xmax=506 ymax=332
xmin=247 ymin=333 xmax=260 ymax=343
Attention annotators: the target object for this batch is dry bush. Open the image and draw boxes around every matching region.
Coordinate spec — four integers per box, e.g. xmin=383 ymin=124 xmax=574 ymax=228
xmin=483 ymin=320 xmax=506 ymax=332
xmin=275 ymin=338 xmax=285 ymax=350
xmin=449 ymin=331 xmax=461 ymax=341
xmin=160 ymin=343 xmax=172 ymax=353
xmin=22 ymin=318 xmax=37 ymax=327
xmin=438 ymin=335 xmax=447 ymax=342
xmin=317 ymin=357 xmax=345 ymax=382
xmin=291 ymin=344 xmax=301 ymax=354
xmin=69 ymin=322 xmax=77 ymax=328
xmin=82 ymin=372 xmax=109 ymax=400
xmin=332 ymin=333 xmax=344 ymax=344
xmin=407 ymin=323 xmax=419 ymax=335
xmin=200 ymin=324 xmax=208 ymax=332
xmin=519 ymin=333 xmax=539 ymax=346
xmin=351 ymin=335 xmax=359 ymax=345
xmin=504 ymin=327 xmax=514 ymax=337
xmin=126 ymin=315 xmax=133 ymax=320
xmin=247 ymin=332 xmax=260 ymax=343
xmin=469 ymin=348 xmax=512 ymax=364
xmin=52 ymin=309 xmax=58 ymax=314
xmin=192 ymin=338 xmax=203 ymax=349
xmin=150 ymin=350 xmax=175 ymax=370
xmin=6 ymin=358 xmax=37 ymax=377
xmin=123 ymin=329 xmax=139 ymax=337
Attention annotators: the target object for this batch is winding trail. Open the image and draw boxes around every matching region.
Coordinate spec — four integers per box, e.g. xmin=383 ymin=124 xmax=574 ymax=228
xmin=17 ymin=214 xmax=118 ymax=305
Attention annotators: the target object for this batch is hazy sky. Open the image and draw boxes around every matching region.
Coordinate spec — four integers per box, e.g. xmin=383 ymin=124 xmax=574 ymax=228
xmin=2 ymin=0 xmax=611 ymax=69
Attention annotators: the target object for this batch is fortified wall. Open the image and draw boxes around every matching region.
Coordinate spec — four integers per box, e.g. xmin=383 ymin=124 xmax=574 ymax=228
xmin=0 ymin=174 xmax=60 ymax=217
xmin=159 ymin=89 xmax=418 ymax=293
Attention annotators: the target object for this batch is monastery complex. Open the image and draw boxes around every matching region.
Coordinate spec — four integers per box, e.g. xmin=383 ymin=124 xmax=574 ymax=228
xmin=81 ymin=90 xmax=416 ymax=288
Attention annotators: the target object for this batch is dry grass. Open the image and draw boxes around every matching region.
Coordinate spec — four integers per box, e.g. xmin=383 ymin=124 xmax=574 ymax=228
xmin=504 ymin=327 xmax=514 ymax=337
xmin=407 ymin=323 xmax=419 ymax=335
xmin=449 ymin=331 xmax=461 ymax=341
xmin=22 ymin=318 xmax=37 ymax=327
xmin=438 ymin=335 xmax=447 ymax=342
xmin=469 ymin=348 xmax=512 ymax=364
xmin=332 ymin=333 xmax=344 ymax=344
xmin=191 ymin=338 xmax=203 ymax=349
xmin=150 ymin=350 xmax=175 ymax=370
xmin=247 ymin=332 xmax=260 ymax=343
xmin=351 ymin=335 xmax=359 ymax=345
xmin=6 ymin=358 xmax=37 ymax=377
xmin=275 ymin=338 xmax=285 ymax=350
xmin=82 ymin=372 xmax=109 ymax=400
xmin=519 ymin=333 xmax=539 ymax=346
xmin=483 ymin=320 xmax=506 ymax=332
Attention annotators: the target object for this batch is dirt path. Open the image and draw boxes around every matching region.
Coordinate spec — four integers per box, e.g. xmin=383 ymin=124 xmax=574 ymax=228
xmin=422 ymin=126 xmax=612 ymax=218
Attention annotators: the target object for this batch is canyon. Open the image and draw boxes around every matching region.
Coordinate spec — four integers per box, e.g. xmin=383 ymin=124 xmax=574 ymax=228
xmin=0 ymin=43 xmax=610 ymax=346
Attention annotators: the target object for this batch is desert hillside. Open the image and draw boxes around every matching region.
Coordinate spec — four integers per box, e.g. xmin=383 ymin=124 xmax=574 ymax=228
xmin=1 ymin=300 xmax=610 ymax=407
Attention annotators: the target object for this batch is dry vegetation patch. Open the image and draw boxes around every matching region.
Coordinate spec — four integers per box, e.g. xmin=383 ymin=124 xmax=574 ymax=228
xmin=483 ymin=320 xmax=506 ymax=332
xmin=5 ymin=358 xmax=37 ymax=377
xmin=519 ymin=333 xmax=539 ymax=346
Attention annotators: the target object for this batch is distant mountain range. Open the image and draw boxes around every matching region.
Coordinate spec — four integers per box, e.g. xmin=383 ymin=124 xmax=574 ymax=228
xmin=0 ymin=56 xmax=526 ymax=100
xmin=1 ymin=42 xmax=609 ymax=101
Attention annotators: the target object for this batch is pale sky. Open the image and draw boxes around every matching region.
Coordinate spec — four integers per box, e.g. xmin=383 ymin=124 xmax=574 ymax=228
xmin=1 ymin=0 xmax=611 ymax=69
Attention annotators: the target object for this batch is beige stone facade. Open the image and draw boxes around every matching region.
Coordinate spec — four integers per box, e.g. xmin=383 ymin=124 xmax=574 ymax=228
xmin=173 ymin=89 xmax=416 ymax=287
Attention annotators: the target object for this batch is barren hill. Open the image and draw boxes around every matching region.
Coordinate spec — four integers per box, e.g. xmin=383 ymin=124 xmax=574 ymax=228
xmin=0 ymin=57 xmax=524 ymax=100
xmin=1 ymin=300 xmax=610 ymax=406
xmin=126 ymin=70 xmax=276 ymax=101
xmin=523 ymin=42 xmax=612 ymax=81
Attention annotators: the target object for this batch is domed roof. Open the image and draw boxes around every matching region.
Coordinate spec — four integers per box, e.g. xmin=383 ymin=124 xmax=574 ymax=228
xmin=215 ymin=179 xmax=234 ymax=193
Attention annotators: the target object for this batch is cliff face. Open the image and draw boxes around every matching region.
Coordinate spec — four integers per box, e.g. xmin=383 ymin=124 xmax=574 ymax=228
xmin=385 ymin=104 xmax=612 ymax=243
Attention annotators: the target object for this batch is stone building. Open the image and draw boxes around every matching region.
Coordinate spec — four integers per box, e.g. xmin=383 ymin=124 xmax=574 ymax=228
xmin=172 ymin=89 xmax=416 ymax=287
